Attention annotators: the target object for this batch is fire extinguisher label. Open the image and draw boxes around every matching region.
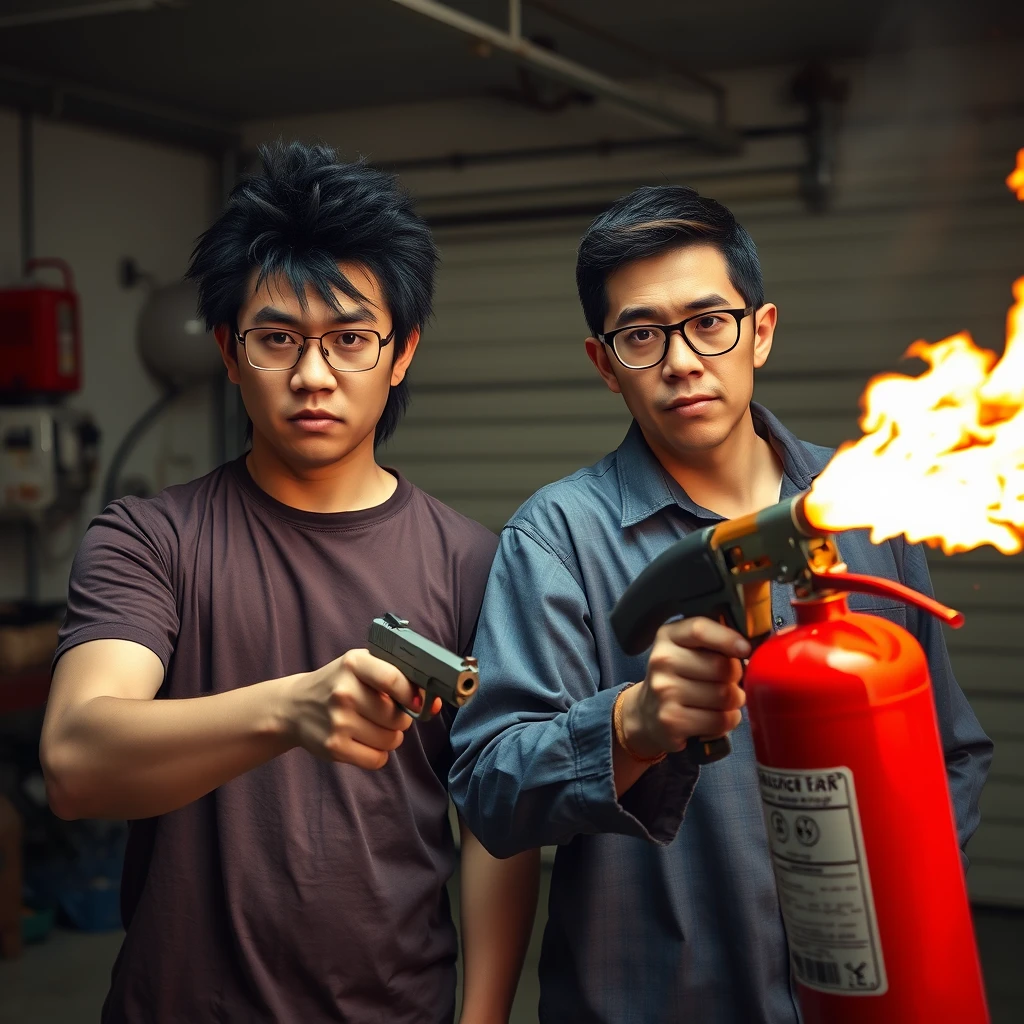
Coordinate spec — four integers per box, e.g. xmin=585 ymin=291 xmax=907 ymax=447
xmin=757 ymin=764 xmax=887 ymax=996
xmin=57 ymin=301 xmax=77 ymax=377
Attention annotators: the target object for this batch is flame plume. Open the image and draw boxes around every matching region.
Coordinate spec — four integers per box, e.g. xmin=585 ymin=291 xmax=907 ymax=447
xmin=804 ymin=153 xmax=1024 ymax=555
xmin=1008 ymin=148 xmax=1024 ymax=200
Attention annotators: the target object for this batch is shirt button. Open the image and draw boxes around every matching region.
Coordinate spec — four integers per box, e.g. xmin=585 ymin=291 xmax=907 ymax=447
xmin=774 ymin=616 xmax=785 ymax=628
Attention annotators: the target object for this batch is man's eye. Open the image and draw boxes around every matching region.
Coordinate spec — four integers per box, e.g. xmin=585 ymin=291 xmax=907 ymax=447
xmin=267 ymin=332 xmax=294 ymax=346
xmin=626 ymin=328 xmax=660 ymax=344
xmin=694 ymin=315 xmax=725 ymax=331
xmin=339 ymin=332 xmax=369 ymax=347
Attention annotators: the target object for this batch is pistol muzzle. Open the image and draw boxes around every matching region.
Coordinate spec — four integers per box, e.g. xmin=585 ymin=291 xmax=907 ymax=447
xmin=368 ymin=614 xmax=480 ymax=720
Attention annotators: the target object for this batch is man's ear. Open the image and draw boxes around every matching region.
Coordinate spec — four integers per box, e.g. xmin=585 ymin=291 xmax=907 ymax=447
xmin=752 ymin=303 xmax=777 ymax=370
xmin=214 ymin=325 xmax=241 ymax=385
xmin=390 ymin=327 xmax=421 ymax=386
xmin=584 ymin=337 xmax=622 ymax=394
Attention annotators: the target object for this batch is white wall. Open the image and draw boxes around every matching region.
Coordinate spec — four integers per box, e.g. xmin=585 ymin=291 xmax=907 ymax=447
xmin=0 ymin=114 xmax=218 ymax=602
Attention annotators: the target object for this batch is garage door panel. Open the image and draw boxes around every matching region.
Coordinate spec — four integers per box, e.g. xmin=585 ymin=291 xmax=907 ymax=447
xmin=943 ymin=612 xmax=1024 ymax=654
xmin=985 ymin=738 xmax=1024 ymax=780
xmin=980 ymin=780 xmax=1024 ymax=822
xmin=393 ymin=456 xmax=598 ymax=495
xmin=950 ymin=654 xmax=1024 ymax=697
xmin=929 ymin=566 xmax=1024 ymax=613
xmin=388 ymin=421 xmax=628 ymax=459
xmin=966 ymin=823 xmax=1024 ymax=864
xmin=410 ymin=338 xmax=595 ymax=384
xmin=967 ymin=862 xmax=1024 ymax=906
xmin=970 ymin=698 xmax=1024 ymax=740
xmin=405 ymin=384 xmax=623 ymax=421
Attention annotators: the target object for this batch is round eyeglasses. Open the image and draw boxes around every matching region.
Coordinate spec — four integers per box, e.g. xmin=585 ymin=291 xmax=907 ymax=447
xmin=599 ymin=307 xmax=754 ymax=369
xmin=235 ymin=327 xmax=395 ymax=373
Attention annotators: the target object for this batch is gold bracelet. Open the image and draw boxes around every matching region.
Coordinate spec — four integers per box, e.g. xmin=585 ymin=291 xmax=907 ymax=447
xmin=613 ymin=683 xmax=667 ymax=765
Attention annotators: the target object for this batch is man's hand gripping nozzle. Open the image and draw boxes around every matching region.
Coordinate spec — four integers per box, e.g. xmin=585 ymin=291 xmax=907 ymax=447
xmin=610 ymin=492 xmax=838 ymax=763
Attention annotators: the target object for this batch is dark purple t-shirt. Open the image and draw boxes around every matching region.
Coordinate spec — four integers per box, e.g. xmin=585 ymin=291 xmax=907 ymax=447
xmin=55 ymin=459 xmax=497 ymax=1024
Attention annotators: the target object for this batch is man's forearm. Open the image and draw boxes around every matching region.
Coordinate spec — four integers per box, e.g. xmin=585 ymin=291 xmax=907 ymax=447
xmin=458 ymin=825 xmax=540 ymax=1024
xmin=452 ymin=685 xmax=698 ymax=857
xmin=42 ymin=677 xmax=294 ymax=821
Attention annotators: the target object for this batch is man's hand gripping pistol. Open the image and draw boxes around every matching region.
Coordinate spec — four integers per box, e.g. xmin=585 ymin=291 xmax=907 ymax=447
xmin=610 ymin=492 xmax=841 ymax=764
xmin=367 ymin=613 xmax=480 ymax=721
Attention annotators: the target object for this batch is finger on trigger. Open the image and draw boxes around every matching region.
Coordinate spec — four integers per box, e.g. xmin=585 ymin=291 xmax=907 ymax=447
xmin=663 ymin=616 xmax=751 ymax=658
xmin=656 ymin=643 xmax=737 ymax=683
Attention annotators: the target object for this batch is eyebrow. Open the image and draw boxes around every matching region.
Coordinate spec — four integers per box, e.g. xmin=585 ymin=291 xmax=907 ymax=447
xmin=248 ymin=304 xmax=379 ymax=328
xmin=613 ymin=293 xmax=732 ymax=328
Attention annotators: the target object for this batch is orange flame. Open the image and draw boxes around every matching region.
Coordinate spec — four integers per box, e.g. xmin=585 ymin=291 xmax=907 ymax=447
xmin=1008 ymin=148 xmax=1024 ymax=200
xmin=804 ymin=153 xmax=1024 ymax=555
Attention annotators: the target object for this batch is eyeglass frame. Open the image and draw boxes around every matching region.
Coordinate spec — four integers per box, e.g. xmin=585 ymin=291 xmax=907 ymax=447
xmin=234 ymin=325 xmax=396 ymax=372
xmin=598 ymin=306 xmax=755 ymax=369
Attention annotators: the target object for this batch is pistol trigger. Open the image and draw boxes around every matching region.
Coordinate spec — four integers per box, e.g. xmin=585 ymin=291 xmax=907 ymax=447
xmin=403 ymin=686 xmax=441 ymax=722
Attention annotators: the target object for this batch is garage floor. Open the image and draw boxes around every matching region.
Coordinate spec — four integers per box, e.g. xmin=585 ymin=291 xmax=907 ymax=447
xmin=1 ymin=867 xmax=1020 ymax=1023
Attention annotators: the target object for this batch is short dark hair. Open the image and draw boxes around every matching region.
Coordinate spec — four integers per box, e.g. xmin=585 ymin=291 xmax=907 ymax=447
xmin=575 ymin=185 xmax=764 ymax=337
xmin=187 ymin=140 xmax=438 ymax=446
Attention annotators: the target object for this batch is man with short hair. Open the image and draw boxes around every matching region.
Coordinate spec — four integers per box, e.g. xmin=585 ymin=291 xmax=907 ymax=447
xmin=449 ymin=185 xmax=991 ymax=1023
xmin=41 ymin=141 xmax=537 ymax=1024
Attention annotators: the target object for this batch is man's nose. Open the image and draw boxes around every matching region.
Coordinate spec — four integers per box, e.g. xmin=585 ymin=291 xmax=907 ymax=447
xmin=662 ymin=330 xmax=704 ymax=377
xmin=291 ymin=341 xmax=338 ymax=390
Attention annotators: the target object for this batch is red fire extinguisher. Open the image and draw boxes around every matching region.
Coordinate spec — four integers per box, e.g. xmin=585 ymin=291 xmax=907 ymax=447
xmin=746 ymin=570 xmax=988 ymax=1022
xmin=610 ymin=493 xmax=990 ymax=1023
xmin=0 ymin=257 xmax=82 ymax=395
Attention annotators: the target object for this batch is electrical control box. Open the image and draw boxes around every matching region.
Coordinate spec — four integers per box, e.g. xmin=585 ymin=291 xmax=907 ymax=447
xmin=0 ymin=406 xmax=99 ymax=521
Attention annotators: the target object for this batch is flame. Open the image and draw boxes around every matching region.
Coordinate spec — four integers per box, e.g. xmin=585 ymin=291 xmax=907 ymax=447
xmin=803 ymin=152 xmax=1024 ymax=556
xmin=1008 ymin=149 xmax=1024 ymax=200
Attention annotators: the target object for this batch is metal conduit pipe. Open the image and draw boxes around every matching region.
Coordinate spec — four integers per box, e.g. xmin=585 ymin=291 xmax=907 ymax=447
xmin=381 ymin=122 xmax=809 ymax=175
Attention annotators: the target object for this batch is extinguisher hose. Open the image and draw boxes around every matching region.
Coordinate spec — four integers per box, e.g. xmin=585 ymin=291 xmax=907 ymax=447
xmin=101 ymin=386 xmax=182 ymax=508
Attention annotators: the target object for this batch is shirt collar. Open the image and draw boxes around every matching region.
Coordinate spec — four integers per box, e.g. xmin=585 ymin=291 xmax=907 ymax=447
xmin=616 ymin=401 xmax=830 ymax=529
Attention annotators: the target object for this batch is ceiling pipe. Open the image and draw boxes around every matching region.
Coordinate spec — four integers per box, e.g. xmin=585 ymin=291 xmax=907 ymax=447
xmin=385 ymin=0 xmax=742 ymax=154
xmin=381 ymin=122 xmax=806 ymax=175
xmin=523 ymin=0 xmax=727 ymax=125
xmin=0 ymin=63 xmax=241 ymax=155
xmin=0 ymin=0 xmax=168 ymax=31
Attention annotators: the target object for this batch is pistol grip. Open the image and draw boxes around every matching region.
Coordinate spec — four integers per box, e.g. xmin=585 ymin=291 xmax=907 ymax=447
xmin=367 ymin=643 xmax=434 ymax=721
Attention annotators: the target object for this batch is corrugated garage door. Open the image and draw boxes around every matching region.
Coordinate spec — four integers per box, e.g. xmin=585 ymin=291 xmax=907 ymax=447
xmin=385 ymin=153 xmax=1024 ymax=907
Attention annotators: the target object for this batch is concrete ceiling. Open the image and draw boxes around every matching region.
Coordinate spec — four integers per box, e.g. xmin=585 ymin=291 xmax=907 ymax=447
xmin=0 ymin=0 xmax=1020 ymax=123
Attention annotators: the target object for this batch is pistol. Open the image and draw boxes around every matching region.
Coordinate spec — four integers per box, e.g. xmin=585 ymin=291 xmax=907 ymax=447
xmin=367 ymin=612 xmax=480 ymax=721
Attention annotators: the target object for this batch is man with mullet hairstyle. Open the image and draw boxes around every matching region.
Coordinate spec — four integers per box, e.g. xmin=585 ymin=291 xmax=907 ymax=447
xmin=41 ymin=141 xmax=538 ymax=1024
xmin=450 ymin=184 xmax=991 ymax=1023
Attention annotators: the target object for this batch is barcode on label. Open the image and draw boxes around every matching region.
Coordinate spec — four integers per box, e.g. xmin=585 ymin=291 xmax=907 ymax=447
xmin=793 ymin=953 xmax=841 ymax=986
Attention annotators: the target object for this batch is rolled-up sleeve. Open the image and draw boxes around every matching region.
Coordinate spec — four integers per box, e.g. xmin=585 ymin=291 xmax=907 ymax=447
xmin=449 ymin=524 xmax=698 ymax=859
xmin=898 ymin=538 xmax=994 ymax=862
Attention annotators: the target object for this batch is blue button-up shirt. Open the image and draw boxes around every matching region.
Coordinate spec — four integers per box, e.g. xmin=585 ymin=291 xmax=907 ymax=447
xmin=449 ymin=403 xmax=993 ymax=1024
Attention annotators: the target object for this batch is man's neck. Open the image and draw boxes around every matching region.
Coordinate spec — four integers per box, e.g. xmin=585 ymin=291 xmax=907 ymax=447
xmin=245 ymin=432 xmax=397 ymax=513
xmin=645 ymin=407 xmax=784 ymax=520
